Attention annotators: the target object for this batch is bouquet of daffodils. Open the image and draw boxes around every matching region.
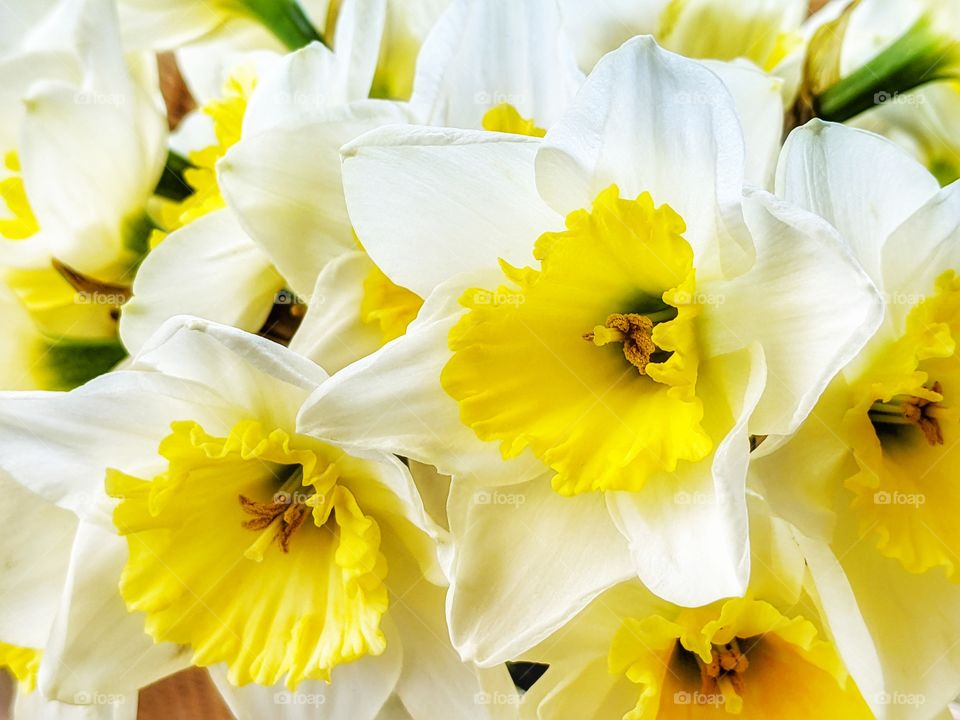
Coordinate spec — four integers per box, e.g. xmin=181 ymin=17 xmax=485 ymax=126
xmin=3 ymin=0 xmax=960 ymax=718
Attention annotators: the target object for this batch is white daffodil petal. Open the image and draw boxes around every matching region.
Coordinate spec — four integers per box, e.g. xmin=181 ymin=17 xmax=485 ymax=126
xmin=117 ymin=0 xmax=225 ymax=51
xmin=607 ymin=344 xmax=765 ymax=607
xmin=288 ymin=251 xmax=387 ymax=374
xmin=20 ymin=79 xmax=164 ymax=276
xmin=410 ymin=0 xmax=583 ymax=128
xmin=241 ymin=44 xmax=335 ymax=135
xmin=392 ymin=577 xmax=518 ymax=720
xmin=210 ymin=621 xmax=402 ymax=720
xmin=535 ymin=36 xmax=748 ymax=268
xmin=445 ymin=474 xmax=635 ymax=666
xmin=793 ymin=531 xmax=888 ymax=720
xmin=329 ymin=0 xmax=387 ymax=103
xmin=0 ymin=371 xmax=233 ymax=523
xmin=133 ymin=317 xmax=326 ymax=431
xmin=835 ymin=520 xmax=960 ymax=720
xmin=341 ymin=125 xmax=561 ymax=298
xmin=40 ymin=523 xmax=191 ymax=702
xmin=13 ymin=691 xmax=136 ymax=720
xmin=703 ymin=189 xmax=883 ymax=436
xmin=517 ymin=582 xmax=665 ymax=720
xmin=220 ymin=102 xmax=410 ymax=298
xmin=120 ymin=210 xmax=283 ymax=355
xmin=702 ymin=59 xmax=784 ymax=188
xmin=0 ymin=472 xmax=75 ymax=648
xmin=776 ymin=120 xmax=940 ymax=285
xmin=557 ymin=0 xmax=666 ymax=71
xmin=748 ymin=379 xmax=855 ymax=541
xmin=298 ymin=277 xmax=545 ymax=487
xmin=883 ymin=180 xmax=960 ymax=330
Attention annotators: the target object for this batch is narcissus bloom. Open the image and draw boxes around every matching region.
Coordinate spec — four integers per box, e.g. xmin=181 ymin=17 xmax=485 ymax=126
xmin=120 ymin=0 xmax=407 ymax=356
xmin=752 ymin=119 xmax=960 ymax=716
xmin=0 ymin=317 xmax=511 ymax=719
xmin=516 ymin=501 xmax=875 ymax=719
xmin=0 ymin=0 xmax=166 ymax=390
xmin=298 ymin=38 xmax=883 ymax=666
xmin=216 ymin=0 xmax=586 ymax=375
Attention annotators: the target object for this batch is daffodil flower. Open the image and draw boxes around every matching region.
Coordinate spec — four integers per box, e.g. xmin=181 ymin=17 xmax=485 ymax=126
xmin=214 ymin=0 xmax=584 ymax=376
xmin=216 ymin=0 xmax=786 ymax=386
xmin=0 ymin=317 xmax=511 ymax=719
xmin=752 ymin=118 xmax=960 ymax=716
xmin=0 ymin=436 xmax=136 ymax=718
xmin=120 ymin=0 xmax=406 ymax=358
xmin=0 ymin=0 xmax=166 ymax=390
xmin=296 ymin=38 xmax=882 ymax=669
xmin=514 ymin=497 xmax=881 ymax=719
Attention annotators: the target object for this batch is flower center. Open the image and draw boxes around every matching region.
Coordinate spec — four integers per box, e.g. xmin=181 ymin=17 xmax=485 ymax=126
xmin=694 ymin=639 xmax=750 ymax=703
xmin=106 ymin=420 xmax=389 ymax=687
xmin=441 ymin=185 xmax=711 ymax=495
xmin=239 ymin=465 xmax=315 ymax=554
xmin=584 ymin=309 xmax=678 ymax=373
xmin=610 ymin=598 xmax=871 ymax=718
xmin=868 ymin=381 xmax=947 ymax=446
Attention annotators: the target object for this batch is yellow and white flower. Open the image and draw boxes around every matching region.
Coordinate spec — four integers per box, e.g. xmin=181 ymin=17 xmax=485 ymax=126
xmin=212 ymin=0 xmax=583 ymax=376
xmin=752 ymin=118 xmax=960 ymax=717
xmin=515 ymin=499 xmax=877 ymax=719
xmin=0 ymin=0 xmax=166 ymax=391
xmin=296 ymin=38 xmax=882 ymax=667
xmin=0 ymin=317 xmax=511 ymax=719
xmin=119 ymin=0 xmax=409 ymax=359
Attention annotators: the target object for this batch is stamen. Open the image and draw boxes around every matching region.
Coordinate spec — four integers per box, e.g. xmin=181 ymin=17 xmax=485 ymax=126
xmin=584 ymin=312 xmax=669 ymax=373
xmin=696 ymin=639 xmax=750 ymax=700
xmin=868 ymin=381 xmax=946 ymax=446
xmin=239 ymin=465 xmax=315 ymax=557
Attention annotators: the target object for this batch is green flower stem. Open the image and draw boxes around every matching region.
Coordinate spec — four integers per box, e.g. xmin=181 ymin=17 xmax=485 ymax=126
xmin=240 ymin=0 xmax=326 ymax=51
xmin=817 ymin=15 xmax=958 ymax=123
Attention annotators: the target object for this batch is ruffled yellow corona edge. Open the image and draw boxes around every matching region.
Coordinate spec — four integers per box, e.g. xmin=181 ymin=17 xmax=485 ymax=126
xmin=106 ymin=420 xmax=389 ymax=688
